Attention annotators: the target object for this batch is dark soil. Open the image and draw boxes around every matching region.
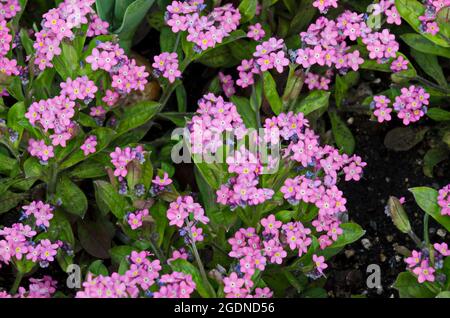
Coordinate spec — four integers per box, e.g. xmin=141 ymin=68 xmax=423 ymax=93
xmin=326 ymin=116 xmax=450 ymax=298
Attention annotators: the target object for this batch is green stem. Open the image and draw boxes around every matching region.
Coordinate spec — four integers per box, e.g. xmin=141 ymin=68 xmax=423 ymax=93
xmin=173 ymin=33 xmax=181 ymax=53
xmin=10 ymin=271 xmax=23 ymax=295
xmin=187 ymin=222 xmax=216 ymax=297
xmin=47 ymin=161 xmax=58 ymax=201
xmin=148 ymin=238 xmax=167 ymax=264
xmin=407 ymin=230 xmax=424 ymax=249
xmin=423 ymin=214 xmax=435 ymax=266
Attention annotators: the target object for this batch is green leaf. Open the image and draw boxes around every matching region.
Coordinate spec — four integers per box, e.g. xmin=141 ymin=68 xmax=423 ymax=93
xmin=175 ymin=84 xmax=187 ymax=113
xmin=113 ymin=0 xmax=156 ymax=53
xmin=263 ymin=72 xmax=282 ymax=115
xmin=94 ymin=180 xmax=129 ymax=219
xmin=60 ymin=127 xmax=116 ymax=170
xmin=238 ymin=0 xmax=258 ymax=23
xmin=423 ymin=147 xmax=448 ymax=178
xmin=288 ymin=0 xmax=315 ymax=36
xmin=194 ymin=160 xmax=226 ymax=191
xmin=116 ymin=101 xmax=160 ymax=136
xmin=393 ymin=272 xmax=437 ymax=298
xmin=436 ymin=291 xmax=450 ymax=298
xmin=7 ymin=77 xmax=24 ymax=101
xmin=69 ymin=160 xmax=107 ymax=179
xmin=158 ymin=112 xmax=192 ymax=127
xmin=410 ymin=187 xmax=450 ymax=232
xmin=56 ymin=175 xmax=88 ymax=218
xmin=400 ymin=33 xmax=450 ymax=58
xmin=110 ymin=245 xmax=134 ymax=265
xmin=230 ymin=95 xmax=258 ymax=129
xmin=296 ymin=91 xmax=330 ymax=115
xmin=197 ymin=45 xmax=239 ymax=68
xmin=384 ymin=127 xmax=428 ymax=152
xmin=78 ymin=218 xmax=115 ymax=259
xmin=23 ymin=157 xmax=44 ymax=179
xmin=427 ymin=108 xmax=450 ymax=121
xmin=329 ymin=111 xmax=355 ymax=154
xmin=7 ymin=101 xmax=25 ymax=147
xmin=0 ymin=191 xmax=25 ymax=214
xmin=88 ymin=260 xmax=109 ymax=276
xmin=395 ymin=0 xmax=450 ymax=47
xmin=410 ymin=49 xmax=447 ymax=87
xmin=48 ymin=210 xmax=75 ymax=246
xmin=0 ymin=152 xmax=17 ymax=175
xmin=53 ymin=42 xmax=79 ymax=79
xmin=327 ymin=223 xmax=365 ymax=249
xmin=140 ymin=152 xmax=153 ymax=191
xmin=114 ymin=0 xmax=135 ymax=24
xmin=170 ymin=259 xmax=213 ymax=298
xmin=95 ymin=0 xmax=115 ymax=23
xmin=160 ymin=26 xmax=178 ymax=52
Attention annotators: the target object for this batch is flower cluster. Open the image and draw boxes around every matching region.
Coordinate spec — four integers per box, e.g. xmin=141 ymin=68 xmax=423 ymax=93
xmin=167 ymin=196 xmax=209 ymax=233
xmin=110 ymin=146 xmax=145 ymax=179
xmin=313 ymin=0 xmax=338 ymax=14
xmin=86 ymin=41 xmax=149 ymax=93
xmin=76 ymin=250 xmax=196 ymax=298
xmin=218 ymin=72 xmax=236 ymax=97
xmin=188 ymin=93 xmax=247 ymax=155
xmin=264 ymin=111 xmax=365 ymax=247
xmin=217 ymin=145 xmax=276 ymax=208
xmin=33 ymin=0 xmax=108 ymax=71
xmin=0 ymin=201 xmax=60 ymax=269
xmin=418 ymin=0 xmax=449 ymax=35
xmin=371 ymin=85 xmax=429 ymax=125
xmin=166 ymin=0 xmax=240 ymax=51
xmin=291 ymin=10 xmax=404 ymax=91
xmin=362 ymin=29 xmax=399 ymax=62
xmin=0 ymin=0 xmax=20 ymax=77
xmin=371 ymin=0 xmax=401 ymax=26
xmin=27 ymin=139 xmax=55 ymax=162
xmin=296 ymin=13 xmax=368 ymax=73
xmin=236 ymin=37 xmax=289 ymax=88
xmin=223 ymin=214 xmax=328 ymax=298
xmin=405 ymin=242 xmax=450 ymax=283
xmin=305 ymin=71 xmax=332 ymax=90
xmin=25 ymin=76 xmax=99 ymax=161
xmin=0 ymin=276 xmax=57 ymax=298
xmin=438 ymin=184 xmax=450 ymax=216
xmin=152 ymin=52 xmax=181 ymax=83
xmin=127 ymin=209 xmax=149 ymax=230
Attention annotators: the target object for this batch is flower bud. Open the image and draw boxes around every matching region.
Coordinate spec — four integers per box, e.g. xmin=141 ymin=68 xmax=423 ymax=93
xmin=387 ymin=196 xmax=412 ymax=234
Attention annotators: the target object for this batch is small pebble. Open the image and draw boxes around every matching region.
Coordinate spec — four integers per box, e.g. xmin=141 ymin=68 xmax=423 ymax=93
xmin=345 ymin=249 xmax=355 ymax=258
xmin=437 ymin=229 xmax=447 ymax=238
xmin=380 ymin=253 xmax=387 ymax=262
xmin=386 ymin=235 xmax=393 ymax=242
xmin=361 ymin=238 xmax=372 ymax=250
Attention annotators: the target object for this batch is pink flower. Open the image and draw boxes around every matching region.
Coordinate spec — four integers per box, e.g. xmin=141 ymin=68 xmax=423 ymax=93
xmin=313 ymin=254 xmax=328 ymax=273
xmin=190 ymin=226 xmax=204 ymax=242
xmin=152 ymin=172 xmax=173 ymax=187
xmin=260 ymin=215 xmax=282 ymax=235
xmin=38 ymin=239 xmax=59 ymax=262
xmin=247 ymin=23 xmax=265 ymax=41
xmin=405 ymin=250 xmax=421 ymax=268
xmin=80 ymin=136 xmax=97 ymax=156
xmin=223 ymin=272 xmax=244 ymax=294
xmin=434 ymin=242 xmax=450 ymax=256
xmin=373 ymin=106 xmax=392 ymax=123
xmin=412 ymin=260 xmax=435 ymax=283
xmin=386 ymin=7 xmax=401 ymax=25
